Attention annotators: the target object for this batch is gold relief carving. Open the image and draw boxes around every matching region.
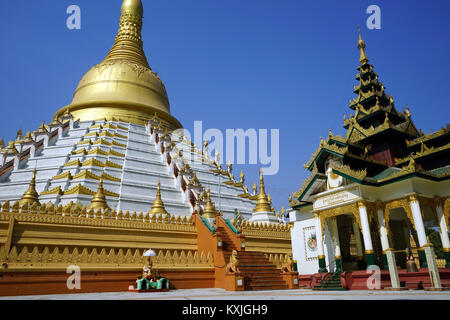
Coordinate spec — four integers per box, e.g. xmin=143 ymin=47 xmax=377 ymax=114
xmin=384 ymin=197 xmax=415 ymax=232
xmin=112 ymin=141 xmax=127 ymax=148
xmin=85 ymin=132 xmax=99 ymax=138
xmin=40 ymin=186 xmax=64 ymax=196
xmin=114 ymin=132 xmax=128 ymax=139
xmin=72 ymin=169 xmax=101 ymax=181
xmin=333 ymin=164 xmax=367 ymax=181
xmin=92 ymin=138 xmax=112 ymax=146
xmin=406 ymin=125 xmax=450 ymax=147
xmin=88 ymin=147 xmax=109 ymax=156
xmin=109 ymin=149 xmax=125 ymax=157
xmin=105 ymin=160 xmax=123 ymax=169
xmin=77 ymin=139 xmax=92 ymax=146
xmin=101 ymin=172 xmax=121 ymax=182
xmin=52 ymin=171 xmax=73 ymax=181
xmin=98 ymin=131 xmax=115 ymax=138
xmin=81 ymin=158 xmax=106 ymax=168
xmin=315 ymin=203 xmax=361 ymax=237
xmin=4 ymin=246 xmax=213 ymax=270
xmin=72 ymin=148 xmax=88 ymax=155
xmin=63 ymin=184 xmax=96 ymax=196
xmin=64 ymin=159 xmax=81 ymax=167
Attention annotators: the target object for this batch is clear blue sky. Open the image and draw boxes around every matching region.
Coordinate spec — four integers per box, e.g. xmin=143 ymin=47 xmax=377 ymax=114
xmin=1 ymin=0 xmax=449 ymax=212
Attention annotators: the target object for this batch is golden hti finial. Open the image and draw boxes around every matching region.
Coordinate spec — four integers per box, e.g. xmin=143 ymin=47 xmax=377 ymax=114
xmin=405 ymin=105 xmax=411 ymax=118
xmin=357 ymin=26 xmax=369 ymax=64
xmin=254 ymin=168 xmax=272 ymax=213
xmin=88 ymin=179 xmax=110 ymax=210
xmin=0 ymin=137 xmax=4 ymax=148
xmin=252 ymin=182 xmax=258 ymax=195
xmin=16 ymin=129 xmax=23 ymax=141
xmin=202 ymin=188 xmax=217 ymax=219
xmin=227 ymin=160 xmax=233 ymax=173
xmin=37 ymin=121 xmax=48 ymax=134
xmin=148 ymin=180 xmax=169 ymax=215
xmin=104 ymin=0 xmax=149 ymax=68
xmin=20 ymin=169 xmax=40 ymax=207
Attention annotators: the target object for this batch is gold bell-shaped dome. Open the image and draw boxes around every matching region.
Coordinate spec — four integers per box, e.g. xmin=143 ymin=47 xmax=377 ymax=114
xmin=54 ymin=0 xmax=182 ymax=129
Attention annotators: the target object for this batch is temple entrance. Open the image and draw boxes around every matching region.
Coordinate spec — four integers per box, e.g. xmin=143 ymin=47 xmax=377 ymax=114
xmin=336 ymin=215 xmax=360 ymax=271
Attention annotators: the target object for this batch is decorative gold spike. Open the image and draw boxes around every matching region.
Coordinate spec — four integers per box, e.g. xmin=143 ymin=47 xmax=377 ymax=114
xmin=357 ymin=26 xmax=369 ymax=64
xmin=0 ymin=137 xmax=4 ymax=148
xmin=104 ymin=0 xmax=149 ymax=68
xmin=202 ymin=189 xmax=217 ymax=219
xmin=253 ymin=168 xmax=272 ymax=213
xmin=88 ymin=179 xmax=110 ymax=210
xmin=148 ymin=181 xmax=169 ymax=215
xmin=20 ymin=169 xmax=40 ymax=206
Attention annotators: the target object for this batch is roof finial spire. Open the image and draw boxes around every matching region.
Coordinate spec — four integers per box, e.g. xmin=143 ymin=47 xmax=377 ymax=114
xmin=20 ymin=169 xmax=40 ymax=206
xmin=88 ymin=179 xmax=110 ymax=210
xmin=254 ymin=168 xmax=272 ymax=213
xmin=357 ymin=26 xmax=369 ymax=64
xmin=149 ymin=180 xmax=169 ymax=215
xmin=104 ymin=0 xmax=149 ymax=68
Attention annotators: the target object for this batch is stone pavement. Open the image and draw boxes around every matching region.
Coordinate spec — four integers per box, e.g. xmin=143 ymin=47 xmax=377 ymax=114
xmin=1 ymin=288 xmax=450 ymax=300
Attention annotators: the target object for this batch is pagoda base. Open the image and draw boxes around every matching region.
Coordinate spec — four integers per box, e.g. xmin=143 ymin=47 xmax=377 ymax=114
xmin=0 ymin=269 xmax=214 ymax=297
xmin=298 ymin=268 xmax=450 ymax=290
xmin=249 ymin=211 xmax=279 ymax=224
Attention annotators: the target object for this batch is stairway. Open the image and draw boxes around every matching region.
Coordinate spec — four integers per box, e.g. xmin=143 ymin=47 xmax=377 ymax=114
xmin=312 ymin=272 xmax=346 ymax=291
xmin=216 ymin=226 xmax=288 ymax=291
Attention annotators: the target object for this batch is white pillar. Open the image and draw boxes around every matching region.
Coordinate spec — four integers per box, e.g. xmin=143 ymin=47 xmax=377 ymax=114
xmin=358 ymin=202 xmax=374 ymax=255
xmin=376 ymin=203 xmax=401 ymax=289
xmin=314 ymin=214 xmax=325 ymax=258
xmin=409 ymin=195 xmax=442 ymax=288
xmin=329 ymin=217 xmax=341 ymax=259
xmin=435 ymin=199 xmax=450 ymax=250
xmin=376 ymin=206 xmax=390 ymax=252
xmin=352 ymin=218 xmax=364 ymax=261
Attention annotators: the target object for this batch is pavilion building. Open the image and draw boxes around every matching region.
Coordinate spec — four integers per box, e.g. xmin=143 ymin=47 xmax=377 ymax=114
xmin=289 ymin=30 xmax=449 ymax=290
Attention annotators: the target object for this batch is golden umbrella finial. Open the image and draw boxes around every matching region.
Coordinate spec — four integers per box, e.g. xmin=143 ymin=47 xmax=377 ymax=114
xmin=20 ymin=169 xmax=40 ymax=206
xmin=149 ymin=180 xmax=169 ymax=215
xmin=88 ymin=179 xmax=110 ymax=210
xmin=357 ymin=26 xmax=369 ymax=64
xmin=202 ymin=188 xmax=217 ymax=219
xmin=254 ymin=168 xmax=271 ymax=213
xmin=104 ymin=0 xmax=149 ymax=68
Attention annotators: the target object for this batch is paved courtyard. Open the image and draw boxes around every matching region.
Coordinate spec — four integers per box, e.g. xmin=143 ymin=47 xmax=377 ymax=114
xmin=1 ymin=288 xmax=450 ymax=300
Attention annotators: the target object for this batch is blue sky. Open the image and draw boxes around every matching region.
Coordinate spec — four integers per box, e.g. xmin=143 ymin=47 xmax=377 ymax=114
xmin=1 ymin=0 xmax=449 ymax=212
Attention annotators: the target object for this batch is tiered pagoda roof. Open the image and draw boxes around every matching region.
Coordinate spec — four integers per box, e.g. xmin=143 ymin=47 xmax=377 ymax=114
xmin=290 ymin=29 xmax=450 ymax=208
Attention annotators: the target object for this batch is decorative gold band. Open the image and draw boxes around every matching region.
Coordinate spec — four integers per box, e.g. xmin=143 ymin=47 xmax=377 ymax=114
xmin=318 ymin=255 xmax=325 ymax=259
xmin=443 ymin=248 xmax=450 ymax=253
xmin=334 ymin=256 xmax=342 ymax=260
xmin=365 ymin=250 xmax=374 ymax=254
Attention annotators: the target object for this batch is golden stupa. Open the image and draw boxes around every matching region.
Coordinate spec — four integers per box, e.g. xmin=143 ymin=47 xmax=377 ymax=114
xmin=54 ymin=0 xmax=182 ymax=129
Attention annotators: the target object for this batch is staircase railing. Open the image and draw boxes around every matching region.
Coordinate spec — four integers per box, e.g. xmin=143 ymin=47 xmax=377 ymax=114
xmin=223 ymin=218 xmax=239 ymax=234
xmin=200 ymin=216 xmax=215 ymax=234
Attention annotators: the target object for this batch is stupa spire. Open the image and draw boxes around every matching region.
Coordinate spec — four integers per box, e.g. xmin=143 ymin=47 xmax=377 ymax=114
xmin=202 ymin=188 xmax=217 ymax=219
xmin=19 ymin=169 xmax=40 ymax=206
xmin=104 ymin=0 xmax=150 ymax=68
xmin=357 ymin=26 xmax=369 ymax=64
xmin=253 ymin=168 xmax=272 ymax=213
xmin=88 ymin=179 xmax=110 ymax=210
xmin=148 ymin=180 xmax=169 ymax=215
